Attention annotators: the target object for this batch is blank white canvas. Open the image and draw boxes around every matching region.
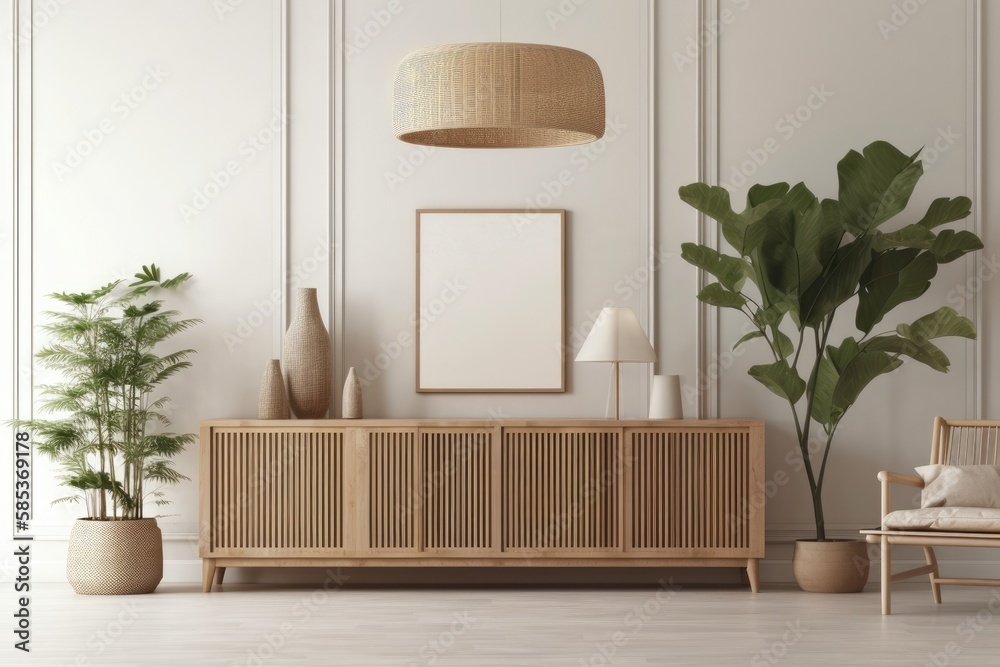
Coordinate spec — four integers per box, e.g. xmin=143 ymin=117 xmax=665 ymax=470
xmin=417 ymin=211 xmax=564 ymax=391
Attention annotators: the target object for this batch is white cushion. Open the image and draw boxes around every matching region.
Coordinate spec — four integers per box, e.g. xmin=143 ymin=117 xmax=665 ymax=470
xmin=916 ymin=464 xmax=1000 ymax=509
xmin=884 ymin=507 xmax=1000 ymax=533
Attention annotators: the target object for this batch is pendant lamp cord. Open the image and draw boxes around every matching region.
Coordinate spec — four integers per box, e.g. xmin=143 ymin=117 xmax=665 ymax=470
xmin=498 ymin=0 xmax=502 ymax=42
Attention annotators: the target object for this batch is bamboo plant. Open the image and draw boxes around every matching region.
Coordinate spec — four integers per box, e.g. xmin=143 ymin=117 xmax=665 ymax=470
xmin=679 ymin=140 xmax=982 ymax=541
xmin=17 ymin=265 xmax=199 ymax=520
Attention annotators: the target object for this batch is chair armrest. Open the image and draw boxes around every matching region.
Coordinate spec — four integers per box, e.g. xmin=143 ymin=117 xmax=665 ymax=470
xmin=877 ymin=471 xmax=924 ymax=488
xmin=878 ymin=471 xmax=924 ymax=528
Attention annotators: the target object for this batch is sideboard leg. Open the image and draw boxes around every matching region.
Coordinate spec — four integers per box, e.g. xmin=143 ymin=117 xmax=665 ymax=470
xmin=202 ymin=559 xmax=217 ymax=593
xmin=747 ymin=558 xmax=760 ymax=592
xmin=215 ymin=567 xmax=227 ymax=586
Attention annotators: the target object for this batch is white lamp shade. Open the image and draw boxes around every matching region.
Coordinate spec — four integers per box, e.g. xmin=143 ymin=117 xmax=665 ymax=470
xmin=575 ymin=307 xmax=656 ymax=362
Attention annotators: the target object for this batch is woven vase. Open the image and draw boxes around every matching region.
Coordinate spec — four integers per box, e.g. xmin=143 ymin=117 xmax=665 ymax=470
xmin=342 ymin=366 xmax=362 ymax=418
xmin=67 ymin=518 xmax=163 ymax=595
xmin=258 ymin=359 xmax=290 ymax=419
xmin=282 ymin=288 xmax=332 ymax=418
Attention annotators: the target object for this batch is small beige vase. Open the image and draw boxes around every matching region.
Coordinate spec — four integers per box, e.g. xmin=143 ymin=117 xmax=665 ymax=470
xmin=282 ymin=288 xmax=332 ymax=418
xmin=66 ymin=518 xmax=163 ymax=595
xmin=258 ymin=359 xmax=290 ymax=419
xmin=342 ymin=366 xmax=362 ymax=418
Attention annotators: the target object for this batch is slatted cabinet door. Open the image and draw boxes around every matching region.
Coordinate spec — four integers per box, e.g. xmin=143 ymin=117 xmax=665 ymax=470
xmin=502 ymin=428 xmax=622 ymax=555
xmin=204 ymin=428 xmax=347 ymax=557
xmin=362 ymin=428 xmax=420 ymax=554
xmin=420 ymin=428 xmax=498 ymax=555
xmin=625 ymin=427 xmax=764 ymax=558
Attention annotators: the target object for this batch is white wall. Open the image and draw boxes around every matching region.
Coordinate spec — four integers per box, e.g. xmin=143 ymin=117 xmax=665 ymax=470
xmin=2 ymin=0 xmax=997 ymax=584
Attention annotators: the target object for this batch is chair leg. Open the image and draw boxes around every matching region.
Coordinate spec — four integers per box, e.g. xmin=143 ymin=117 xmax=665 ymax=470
xmin=881 ymin=536 xmax=891 ymax=615
xmin=923 ymin=547 xmax=942 ymax=604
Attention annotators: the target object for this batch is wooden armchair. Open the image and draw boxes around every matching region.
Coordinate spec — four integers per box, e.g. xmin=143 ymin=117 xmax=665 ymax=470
xmin=862 ymin=417 xmax=1000 ymax=614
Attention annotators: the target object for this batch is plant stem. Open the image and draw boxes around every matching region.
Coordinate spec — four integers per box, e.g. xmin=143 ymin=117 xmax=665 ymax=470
xmin=797 ymin=314 xmax=833 ymax=541
xmin=812 ymin=485 xmax=826 ymax=542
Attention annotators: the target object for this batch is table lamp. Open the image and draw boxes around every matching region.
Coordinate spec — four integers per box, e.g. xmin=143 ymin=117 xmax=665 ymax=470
xmin=575 ymin=307 xmax=656 ymax=419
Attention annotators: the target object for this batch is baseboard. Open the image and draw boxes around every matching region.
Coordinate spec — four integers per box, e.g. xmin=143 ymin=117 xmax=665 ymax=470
xmin=5 ymin=536 xmax=998 ymax=585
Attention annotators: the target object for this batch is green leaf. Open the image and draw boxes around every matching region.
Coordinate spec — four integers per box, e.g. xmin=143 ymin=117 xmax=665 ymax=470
xmin=696 ymin=283 xmax=747 ymax=310
xmin=756 ymin=186 xmax=842 ymax=318
xmin=897 ymin=306 xmax=976 ymax=342
xmin=817 ymin=199 xmax=849 ymax=264
xmin=864 ymin=334 xmax=949 ymax=373
xmin=873 ymin=224 xmax=936 ymax=252
xmin=826 ymin=336 xmax=861 ymax=373
xmin=856 ymin=249 xmax=937 ymax=333
xmin=747 ymin=182 xmax=791 ymax=206
xmin=678 ymin=184 xmax=745 ymax=252
xmin=678 ymin=183 xmax=781 ymax=256
xmin=749 ymin=360 xmax=806 ymax=404
xmin=917 ymin=196 xmax=972 ymax=229
xmin=832 ymin=350 xmax=903 ymax=411
xmin=680 ymin=243 xmax=748 ymax=292
xmin=929 ymin=230 xmax=984 ymax=264
xmin=160 ymin=272 xmax=193 ymax=290
xmin=800 ymin=236 xmax=874 ymax=328
xmin=733 ymin=330 xmax=765 ymax=351
xmin=772 ymin=328 xmax=795 ymax=359
xmin=838 ymin=141 xmax=923 ymax=235
xmin=810 ymin=352 xmax=843 ymax=430
xmin=812 ymin=336 xmax=904 ymax=429
xmin=753 ymin=303 xmax=790 ymax=328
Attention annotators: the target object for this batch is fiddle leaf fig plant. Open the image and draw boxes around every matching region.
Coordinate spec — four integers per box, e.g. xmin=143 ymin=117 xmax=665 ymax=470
xmin=679 ymin=140 xmax=982 ymax=541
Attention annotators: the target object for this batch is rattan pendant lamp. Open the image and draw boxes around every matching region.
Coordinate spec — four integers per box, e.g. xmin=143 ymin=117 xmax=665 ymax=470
xmin=392 ymin=7 xmax=605 ymax=148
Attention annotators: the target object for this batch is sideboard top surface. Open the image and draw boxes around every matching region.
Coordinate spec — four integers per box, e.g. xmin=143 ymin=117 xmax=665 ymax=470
xmin=201 ymin=418 xmax=764 ymax=429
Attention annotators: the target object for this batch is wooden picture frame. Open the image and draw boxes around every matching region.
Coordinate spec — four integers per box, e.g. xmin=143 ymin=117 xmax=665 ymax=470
xmin=416 ymin=209 xmax=565 ymax=393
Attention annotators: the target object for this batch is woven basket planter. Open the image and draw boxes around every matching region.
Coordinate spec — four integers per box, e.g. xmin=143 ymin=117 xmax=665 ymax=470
xmin=67 ymin=518 xmax=163 ymax=595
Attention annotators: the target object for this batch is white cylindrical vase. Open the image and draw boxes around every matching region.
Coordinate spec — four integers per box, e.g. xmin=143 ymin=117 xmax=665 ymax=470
xmin=649 ymin=374 xmax=683 ymax=419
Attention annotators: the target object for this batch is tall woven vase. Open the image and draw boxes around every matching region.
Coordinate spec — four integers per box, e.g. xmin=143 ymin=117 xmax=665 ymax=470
xmin=66 ymin=518 xmax=163 ymax=595
xmin=282 ymin=288 xmax=332 ymax=418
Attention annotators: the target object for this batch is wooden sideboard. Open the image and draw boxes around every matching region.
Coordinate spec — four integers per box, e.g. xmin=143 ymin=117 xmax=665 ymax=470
xmin=199 ymin=419 xmax=764 ymax=592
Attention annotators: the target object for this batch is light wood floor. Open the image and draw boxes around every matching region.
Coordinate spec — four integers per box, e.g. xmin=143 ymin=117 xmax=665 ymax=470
xmin=12 ymin=581 xmax=1000 ymax=666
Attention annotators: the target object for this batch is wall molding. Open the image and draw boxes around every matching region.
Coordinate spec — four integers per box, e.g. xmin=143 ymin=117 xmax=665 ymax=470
xmin=695 ymin=0 xmax=720 ymax=419
xmin=331 ymin=0 xmax=346 ymax=415
xmin=643 ymin=0 xmax=657 ymax=408
xmin=274 ymin=0 xmax=289 ymax=359
xmin=13 ymin=0 xmax=32 ymax=424
xmin=965 ymin=0 xmax=983 ymax=419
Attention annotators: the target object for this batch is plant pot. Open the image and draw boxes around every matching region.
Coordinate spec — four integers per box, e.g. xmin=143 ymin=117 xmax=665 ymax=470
xmin=66 ymin=518 xmax=163 ymax=595
xmin=793 ymin=539 xmax=870 ymax=593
